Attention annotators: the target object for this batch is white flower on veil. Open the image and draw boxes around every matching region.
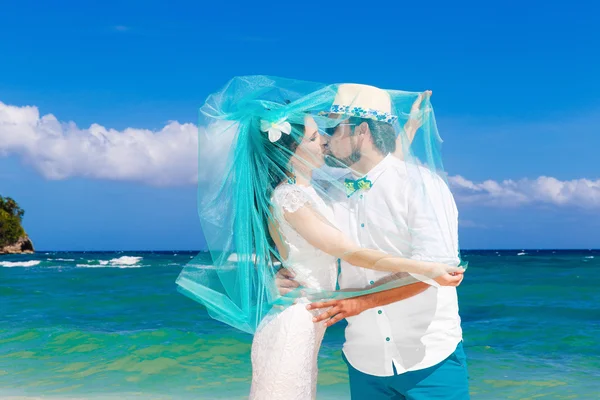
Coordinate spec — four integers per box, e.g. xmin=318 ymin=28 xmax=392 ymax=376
xmin=260 ymin=119 xmax=292 ymax=143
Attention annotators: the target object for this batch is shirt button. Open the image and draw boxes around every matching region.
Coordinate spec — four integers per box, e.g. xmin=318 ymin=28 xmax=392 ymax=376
xmin=386 ymin=337 xmax=391 ymax=342
xmin=369 ymin=280 xmax=374 ymax=285
xmin=360 ymin=223 xmax=365 ymax=228
xmin=377 ymin=310 xmax=382 ymax=315
xmin=359 ymin=194 xmax=363 ymax=199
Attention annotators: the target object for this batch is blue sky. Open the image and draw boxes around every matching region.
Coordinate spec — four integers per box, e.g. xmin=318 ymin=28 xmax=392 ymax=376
xmin=1 ymin=0 xmax=599 ymax=250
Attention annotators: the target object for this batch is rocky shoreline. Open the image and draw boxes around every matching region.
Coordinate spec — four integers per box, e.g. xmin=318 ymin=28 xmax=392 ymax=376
xmin=0 ymin=235 xmax=35 ymax=254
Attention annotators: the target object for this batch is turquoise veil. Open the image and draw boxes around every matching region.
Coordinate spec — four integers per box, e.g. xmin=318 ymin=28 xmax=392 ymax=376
xmin=176 ymin=75 xmax=465 ymax=334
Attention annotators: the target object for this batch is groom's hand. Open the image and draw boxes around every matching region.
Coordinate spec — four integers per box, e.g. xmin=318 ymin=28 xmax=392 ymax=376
xmin=275 ymin=268 xmax=299 ymax=295
xmin=307 ymin=297 xmax=371 ymax=327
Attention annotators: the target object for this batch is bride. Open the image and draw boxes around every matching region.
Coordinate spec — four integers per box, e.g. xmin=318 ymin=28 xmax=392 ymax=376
xmin=176 ymin=76 xmax=463 ymax=400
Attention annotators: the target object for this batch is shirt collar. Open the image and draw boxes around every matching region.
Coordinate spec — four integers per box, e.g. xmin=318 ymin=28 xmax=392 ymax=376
xmin=351 ymin=154 xmax=396 ymax=186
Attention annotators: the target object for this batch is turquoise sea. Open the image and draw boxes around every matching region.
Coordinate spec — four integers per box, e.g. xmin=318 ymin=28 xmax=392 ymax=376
xmin=1 ymin=250 xmax=599 ymax=399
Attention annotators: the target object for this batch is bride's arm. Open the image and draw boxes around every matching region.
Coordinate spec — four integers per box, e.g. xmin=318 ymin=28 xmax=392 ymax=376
xmin=284 ymin=204 xmax=462 ymax=280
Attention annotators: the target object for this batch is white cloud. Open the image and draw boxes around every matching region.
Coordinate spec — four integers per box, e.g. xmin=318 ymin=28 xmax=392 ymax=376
xmin=0 ymin=101 xmax=204 ymax=186
xmin=449 ymin=175 xmax=600 ymax=208
xmin=459 ymin=219 xmax=488 ymax=229
xmin=1 ymin=101 xmax=598 ymax=210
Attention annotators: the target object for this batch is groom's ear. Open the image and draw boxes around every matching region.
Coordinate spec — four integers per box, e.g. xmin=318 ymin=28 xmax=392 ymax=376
xmin=357 ymin=121 xmax=369 ymax=136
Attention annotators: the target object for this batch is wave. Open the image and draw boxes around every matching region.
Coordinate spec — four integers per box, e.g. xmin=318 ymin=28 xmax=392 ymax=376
xmin=183 ymin=263 xmax=234 ymax=270
xmin=517 ymin=252 xmax=527 ymax=256
xmin=0 ymin=260 xmax=41 ymax=267
xmin=2 ymin=257 xmax=140 ymax=269
xmin=75 ymin=256 xmax=143 ymax=268
xmin=76 ymin=263 xmax=141 ymax=269
xmin=109 ymin=256 xmax=142 ymax=265
xmin=585 ymin=256 xmax=594 ymax=259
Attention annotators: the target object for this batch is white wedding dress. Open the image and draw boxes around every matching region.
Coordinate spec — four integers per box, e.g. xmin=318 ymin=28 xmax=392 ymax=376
xmin=249 ymin=183 xmax=338 ymax=400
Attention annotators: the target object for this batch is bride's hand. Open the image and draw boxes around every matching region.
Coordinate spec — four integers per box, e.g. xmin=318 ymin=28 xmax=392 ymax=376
xmin=433 ymin=265 xmax=465 ymax=287
xmin=424 ymin=263 xmax=464 ymax=287
xmin=434 ymin=273 xmax=464 ymax=286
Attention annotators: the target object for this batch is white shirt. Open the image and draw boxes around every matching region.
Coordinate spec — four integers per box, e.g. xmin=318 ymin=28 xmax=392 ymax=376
xmin=330 ymin=155 xmax=462 ymax=377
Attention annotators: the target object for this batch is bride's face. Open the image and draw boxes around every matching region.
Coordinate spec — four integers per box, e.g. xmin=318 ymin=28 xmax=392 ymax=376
xmin=293 ymin=116 xmax=325 ymax=170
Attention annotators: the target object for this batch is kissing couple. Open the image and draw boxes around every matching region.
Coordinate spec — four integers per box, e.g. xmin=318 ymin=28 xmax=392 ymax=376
xmin=177 ymin=76 xmax=469 ymax=399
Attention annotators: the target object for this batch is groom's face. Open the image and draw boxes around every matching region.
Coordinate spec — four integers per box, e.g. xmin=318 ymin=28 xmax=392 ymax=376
xmin=323 ymin=118 xmax=361 ymax=168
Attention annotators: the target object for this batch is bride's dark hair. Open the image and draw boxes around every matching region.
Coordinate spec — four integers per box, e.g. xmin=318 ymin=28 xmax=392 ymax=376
xmin=246 ymin=117 xmax=306 ymax=263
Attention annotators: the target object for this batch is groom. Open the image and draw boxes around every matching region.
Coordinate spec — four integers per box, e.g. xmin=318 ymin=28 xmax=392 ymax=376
xmin=306 ymin=84 xmax=469 ymax=399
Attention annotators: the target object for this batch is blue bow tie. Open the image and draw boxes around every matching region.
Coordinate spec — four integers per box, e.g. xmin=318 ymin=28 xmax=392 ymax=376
xmin=344 ymin=177 xmax=373 ymax=197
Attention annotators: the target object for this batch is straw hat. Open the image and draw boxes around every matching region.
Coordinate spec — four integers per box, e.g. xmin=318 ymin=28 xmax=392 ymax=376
xmin=327 ymin=83 xmax=397 ymax=123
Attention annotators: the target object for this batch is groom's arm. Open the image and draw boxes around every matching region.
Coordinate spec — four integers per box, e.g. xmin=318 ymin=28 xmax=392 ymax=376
xmin=308 ymin=271 xmax=463 ymax=327
xmin=308 ymin=281 xmax=430 ymax=327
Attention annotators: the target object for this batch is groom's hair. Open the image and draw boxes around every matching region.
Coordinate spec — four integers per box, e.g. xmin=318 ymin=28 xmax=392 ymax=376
xmin=348 ymin=117 xmax=396 ymax=155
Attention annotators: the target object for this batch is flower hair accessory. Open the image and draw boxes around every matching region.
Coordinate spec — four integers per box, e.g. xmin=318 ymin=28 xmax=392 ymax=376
xmin=260 ymin=118 xmax=292 ymax=142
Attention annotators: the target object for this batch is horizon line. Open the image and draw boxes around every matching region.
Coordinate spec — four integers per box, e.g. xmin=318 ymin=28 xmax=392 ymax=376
xmin=24 ymin=248 xmax=600 ymax=253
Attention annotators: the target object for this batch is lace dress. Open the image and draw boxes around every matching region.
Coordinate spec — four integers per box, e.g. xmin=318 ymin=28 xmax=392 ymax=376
xmin=249 ymin=184 xmax=338 ymax=400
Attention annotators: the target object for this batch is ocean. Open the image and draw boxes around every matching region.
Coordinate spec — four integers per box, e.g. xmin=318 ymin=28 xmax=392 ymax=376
xmin=1 ymin=250 xmax=599 ymax=399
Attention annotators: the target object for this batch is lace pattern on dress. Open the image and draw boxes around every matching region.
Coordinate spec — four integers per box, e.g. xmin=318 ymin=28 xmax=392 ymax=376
xmin=272 ymin=184 xmax=312 ymax=214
